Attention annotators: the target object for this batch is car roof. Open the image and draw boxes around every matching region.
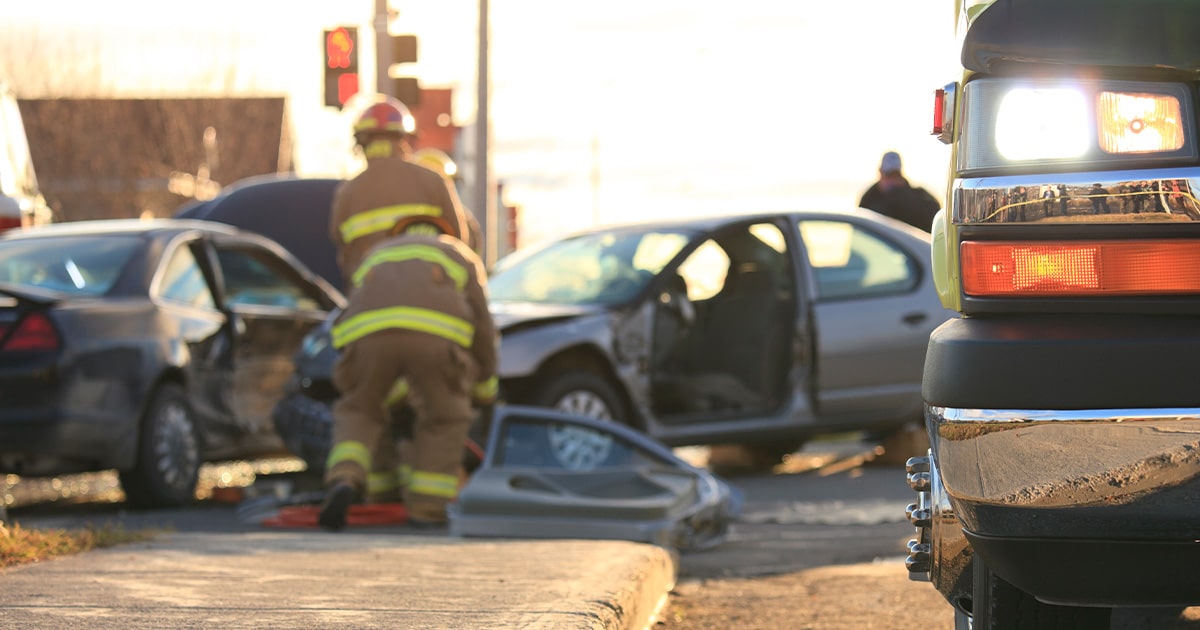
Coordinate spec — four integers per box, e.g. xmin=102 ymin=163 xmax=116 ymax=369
xmin=559 ymin=207 xmax=925 ymax=237
xmin=173 ymin=176 xmax=344 ymax=288
xmin=0 ymin=218 xmax=241 ymax=240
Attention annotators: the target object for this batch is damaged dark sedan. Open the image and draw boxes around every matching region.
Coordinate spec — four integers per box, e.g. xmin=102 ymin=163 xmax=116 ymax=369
xmin=276 ymin=209 xmax=955 ymax=472
xmin=0 ymin=219 xmax=344 ymax=507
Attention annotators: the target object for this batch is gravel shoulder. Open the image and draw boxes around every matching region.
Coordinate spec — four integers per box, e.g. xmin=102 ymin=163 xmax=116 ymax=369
xmin=656 ymin=562 xmax=1200 ymax=630
xmin=657 ymin=561 xmax=953 ymax=629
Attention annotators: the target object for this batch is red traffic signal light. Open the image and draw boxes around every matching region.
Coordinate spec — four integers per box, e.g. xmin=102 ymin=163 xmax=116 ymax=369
xmin=323 ymin=27 xmax=359 ymax=108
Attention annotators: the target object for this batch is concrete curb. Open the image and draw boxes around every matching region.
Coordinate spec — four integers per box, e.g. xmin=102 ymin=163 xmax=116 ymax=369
xmin=0 ymin=531 xmax=677 ymax=629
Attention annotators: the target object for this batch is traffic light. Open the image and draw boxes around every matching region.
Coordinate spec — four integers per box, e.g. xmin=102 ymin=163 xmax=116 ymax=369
xmin=323 ymin=27 xmax=359 ymax=109
xmin=391 ymin=34 xmax=420 ymax=107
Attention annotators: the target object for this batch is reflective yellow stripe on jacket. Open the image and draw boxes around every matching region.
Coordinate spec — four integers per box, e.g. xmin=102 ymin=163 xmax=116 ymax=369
xmin=326 ymin=440 xmax=371 ymax=472
xmin=339 ymin=204 xmax=443 ymax=244
xmin=472 ymin=375 xmax=499 ymax=400
xmin=332 ymin=306 xmax=474 ymax=349
xmin=408 ymin=470 xmax=460 ymax=499
xmin=352 ymin=243 xmax=469 ymax=290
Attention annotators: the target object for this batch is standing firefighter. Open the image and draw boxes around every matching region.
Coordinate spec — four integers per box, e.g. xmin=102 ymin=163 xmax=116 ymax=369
xmin=319 ymin=213 xmax=499 ymax=530
xmin=329 ymin=95 xmax=480 ymax=505
xmin=329 ymin=95 xmax=473 ymax=289
xmin=412 ymin=147 xmax=485 ymax=257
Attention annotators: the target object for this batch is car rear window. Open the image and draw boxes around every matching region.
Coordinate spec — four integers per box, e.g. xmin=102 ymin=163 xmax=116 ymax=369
xmin=0 ymin=235 xmax=141 ymax=296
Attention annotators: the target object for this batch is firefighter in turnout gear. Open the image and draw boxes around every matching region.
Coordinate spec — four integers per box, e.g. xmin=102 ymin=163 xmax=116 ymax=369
xmin=328 ymin=95 xmax=481 ymax=505
xmin=411 ymin=147 xmax=485 ymax=258
xmin=329 ymin=95 xmax=473 ymax=290
xmin=318 ymin=213 xmax=499 ymax=530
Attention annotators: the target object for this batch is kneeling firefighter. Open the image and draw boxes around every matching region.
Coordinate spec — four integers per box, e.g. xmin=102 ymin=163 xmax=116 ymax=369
xmin=319 ymin=213 xmax=499 ymax=530
xmin=329 ymin=96 xmax=484 ymax=506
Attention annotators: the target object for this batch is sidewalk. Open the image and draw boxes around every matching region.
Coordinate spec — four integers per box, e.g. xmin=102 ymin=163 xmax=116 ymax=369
xmin=0 ymin=529 xmax=677 ymax=629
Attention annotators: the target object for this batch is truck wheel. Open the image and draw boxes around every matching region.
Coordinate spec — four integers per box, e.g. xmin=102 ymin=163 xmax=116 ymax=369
xmin=532 ymin=370 xmax=627 ymax=471
xmin=120 ymin=383 xmax=201 ymax=508
xmin=971 ymin=557 xmax=1111 ymax=629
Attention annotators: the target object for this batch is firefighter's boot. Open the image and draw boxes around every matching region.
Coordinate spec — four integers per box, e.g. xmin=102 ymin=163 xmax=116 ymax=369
xmin=318 ymin=482 xmax=360 ymax=532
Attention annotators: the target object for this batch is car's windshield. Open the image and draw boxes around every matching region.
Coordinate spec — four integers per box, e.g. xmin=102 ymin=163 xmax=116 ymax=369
xmin=0 ymin=235 xmax=141 ymax=296
xmin=489 ymin=228 xmax=692 ymax=305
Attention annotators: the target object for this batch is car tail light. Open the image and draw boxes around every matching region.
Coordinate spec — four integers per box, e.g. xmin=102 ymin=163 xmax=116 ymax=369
xmin=0 ymin=216 xmax=22 ymax=232
xmin=2 ymin=312 xmax=61 ymax=351
xmin=961 ymin=240 xmax=1200 ymax=297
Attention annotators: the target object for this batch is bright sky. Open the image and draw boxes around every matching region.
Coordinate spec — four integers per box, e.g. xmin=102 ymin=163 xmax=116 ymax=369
xmin=1 ymin=1 xmax=959 ymax=248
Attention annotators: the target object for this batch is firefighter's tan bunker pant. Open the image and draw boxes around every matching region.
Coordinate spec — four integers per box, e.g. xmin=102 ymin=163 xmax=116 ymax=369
xmin=327 ymin=328 xmax=476 ymax=522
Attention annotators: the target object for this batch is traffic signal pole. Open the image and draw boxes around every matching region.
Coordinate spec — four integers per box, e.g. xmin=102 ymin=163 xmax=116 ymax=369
xmin=475 ymin=0 xmax=495 ymax=266
xmin=374 ymin=0 xmax=394 ymax=98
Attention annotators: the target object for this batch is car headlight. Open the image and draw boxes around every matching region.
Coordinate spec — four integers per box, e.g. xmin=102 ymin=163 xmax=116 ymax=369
xmin=959 ymin=78 xmax=1194 ymax=173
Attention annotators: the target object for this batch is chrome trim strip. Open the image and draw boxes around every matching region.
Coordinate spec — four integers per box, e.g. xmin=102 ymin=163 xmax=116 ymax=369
xmin=953 ymin=167 xmax=1200 ymax=224
xmin=928 ymin=405 xmax=1200 ymax=508
xmin=937 ymin=407 xmax=1200 ymax=423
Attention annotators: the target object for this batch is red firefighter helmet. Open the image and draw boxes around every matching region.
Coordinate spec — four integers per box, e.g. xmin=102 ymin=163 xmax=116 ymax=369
xmin=353 ymin=95 xmax=416 ymax=143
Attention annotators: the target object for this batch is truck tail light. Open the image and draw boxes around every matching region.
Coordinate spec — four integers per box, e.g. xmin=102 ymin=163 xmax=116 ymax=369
xmin=1097 ymin=91 xmax=1184 ymax=154
xmin=961 ymin=240 xmax=1200 ymax=297
xmin=959 ymin=78 xmax=1194 ymax=171
xmin=933 ymin=83 xmax=956 ymax=145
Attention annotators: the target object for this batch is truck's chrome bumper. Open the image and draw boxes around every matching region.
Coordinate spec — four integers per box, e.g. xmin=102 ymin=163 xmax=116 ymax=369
xmin=931 ymin=405 xmax=1200 ymax=518
xmin=917 ymin=405 xmax=1200 ymax=606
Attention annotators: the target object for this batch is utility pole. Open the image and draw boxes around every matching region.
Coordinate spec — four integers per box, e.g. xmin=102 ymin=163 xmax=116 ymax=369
xmin=475 ymin=0 xmax=494 ymax=266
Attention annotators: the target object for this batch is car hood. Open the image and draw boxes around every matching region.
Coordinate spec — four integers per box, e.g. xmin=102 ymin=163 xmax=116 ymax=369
xmin=489 ymin=301 xmax=607 ymax=332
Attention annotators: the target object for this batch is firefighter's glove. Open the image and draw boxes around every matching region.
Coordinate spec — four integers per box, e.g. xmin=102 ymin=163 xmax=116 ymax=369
xmin=472 ymin=375 xmax=499 ymax=407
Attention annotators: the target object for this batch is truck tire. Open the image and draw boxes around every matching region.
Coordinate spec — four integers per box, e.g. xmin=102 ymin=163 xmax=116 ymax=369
xmin=971 ymin=556 xmax=1111 ymax=629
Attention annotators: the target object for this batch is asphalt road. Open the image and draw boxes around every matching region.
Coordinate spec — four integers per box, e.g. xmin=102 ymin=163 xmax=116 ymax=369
xmin=3 ymin=437 xmax=918 ymax=582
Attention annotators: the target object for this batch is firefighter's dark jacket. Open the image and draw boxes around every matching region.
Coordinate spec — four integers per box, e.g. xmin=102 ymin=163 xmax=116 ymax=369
xmin=331 ymin=232 xmax=498 ymax=384
xmin=329 ymin=155 xmax=473 ymax=289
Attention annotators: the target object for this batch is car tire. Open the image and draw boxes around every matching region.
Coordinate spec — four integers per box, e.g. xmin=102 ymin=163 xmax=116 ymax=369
xmin=533 ymin=370 xmax=626 ymax=422
xmin=971 ymin=555 xmax=1111 ymax=629
xmin=532 ymin=370 xmax=628 ymax=471
xmin=120 ymin=383 xmax=201 ymax=509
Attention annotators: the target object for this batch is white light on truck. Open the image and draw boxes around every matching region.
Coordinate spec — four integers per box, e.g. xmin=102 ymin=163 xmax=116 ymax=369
xmin=995 ymin=88 xmax=1089 ymax=161
xmin=957 ymin=78 xmax=1194 ymax=172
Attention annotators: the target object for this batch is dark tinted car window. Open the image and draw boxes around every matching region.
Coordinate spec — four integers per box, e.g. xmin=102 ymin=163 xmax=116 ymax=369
xmin=0 ymin=235 xmax=140 ymax=296
xmin=157 ymin=242 xmax=216 ymax=309
xmin=215 ymin=246 xmax=323 ymax=310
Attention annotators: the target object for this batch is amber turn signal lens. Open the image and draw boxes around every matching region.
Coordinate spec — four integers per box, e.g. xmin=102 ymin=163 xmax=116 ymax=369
xmin=1097 ymin=91 xmax=1184 ymax=154
xmin=961 ymin=240 xmax=1200 ymax=296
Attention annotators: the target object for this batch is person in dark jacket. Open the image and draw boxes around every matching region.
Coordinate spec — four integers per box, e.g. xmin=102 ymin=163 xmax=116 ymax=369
xmin=319 ymin=213 xmax=499 ymax=531
xmin=858 ymin=151 xmax=941 ymax=231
